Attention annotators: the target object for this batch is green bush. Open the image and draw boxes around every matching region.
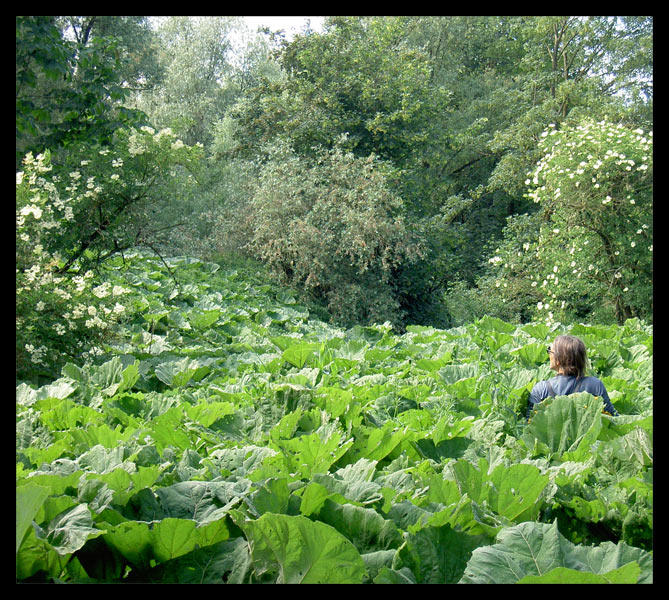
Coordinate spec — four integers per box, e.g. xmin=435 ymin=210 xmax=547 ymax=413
xmin=484 ymin=119 xmax=652 ymax=325
xmin=240 ymin=138 xmax=424 ymax=328
xmin=16 ymin=126 xmax=203 ymax=382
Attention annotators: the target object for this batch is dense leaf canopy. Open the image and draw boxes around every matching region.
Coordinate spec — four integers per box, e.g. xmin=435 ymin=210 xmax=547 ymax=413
xmin=16 ymin=16 xmax=652 ymax=583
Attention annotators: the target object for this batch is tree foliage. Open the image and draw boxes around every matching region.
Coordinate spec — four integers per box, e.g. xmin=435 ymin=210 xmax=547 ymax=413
xmin=130 ymin=16 xmax=242 ymax=148
xmin=483 ymin=119 xmax=652 ymax=325
xmin=16 ymin=16 xmax=155 ymax=165
xmin=16 ymin=127 xmax=203 ymax=381
xmin=222 ymin=16 xmax=652 ymax=326
xmin=16 ymin=15 xmax=652 ymax=383
xmin=241 ymin=138 xmax=424 ymax=327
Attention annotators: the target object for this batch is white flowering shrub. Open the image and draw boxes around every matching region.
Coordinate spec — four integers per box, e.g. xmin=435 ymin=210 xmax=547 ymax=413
xmin=52 ymin=126 xmax=203 ymax=272
xmin=16 ymin=126 xmax=203 ymax=382
xmin=488 ymin=119 xmax=652 ymax=325
xmin=17 ymin=152 xmax=123 ymax=380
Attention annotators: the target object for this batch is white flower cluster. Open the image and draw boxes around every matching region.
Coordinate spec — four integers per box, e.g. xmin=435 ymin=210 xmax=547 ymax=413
xmin=16 ymin=152 xmax=132 ymax=373
xmin=526 ymin=119 xmax=652 ymax=206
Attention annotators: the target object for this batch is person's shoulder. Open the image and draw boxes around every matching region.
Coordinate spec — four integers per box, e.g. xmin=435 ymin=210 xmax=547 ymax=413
xmin=530 ymin=378 xmax=550 ymax=400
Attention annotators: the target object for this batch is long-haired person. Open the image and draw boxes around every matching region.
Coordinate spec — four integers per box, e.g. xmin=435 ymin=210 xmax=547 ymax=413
xmin=527 ymin=334 xmax=619 ymax=420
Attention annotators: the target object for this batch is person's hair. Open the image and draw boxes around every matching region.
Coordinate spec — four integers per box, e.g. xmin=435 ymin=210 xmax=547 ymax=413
xmin=552 ymin=335 xmax=587 ymax=377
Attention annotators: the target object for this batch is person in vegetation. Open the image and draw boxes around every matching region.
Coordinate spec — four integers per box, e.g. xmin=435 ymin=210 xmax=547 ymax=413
xmin=526 ymin=334 xmax=619 ymax=420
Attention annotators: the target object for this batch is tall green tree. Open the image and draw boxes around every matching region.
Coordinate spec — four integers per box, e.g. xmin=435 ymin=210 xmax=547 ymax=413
xmin=240 ymin=137 xmax=423 ymax=327
xmin=225 ymin=17 xmax=457 ymax=324
xmin=408 ymin=16 xmax=652 ymax=325
xmin=230 ymin=17 xmax=448 ymax=185
xmin=130 ymin=16 xmax=242 ymax=148
xmin=16 ymin=16 xmax=156 ymax=165
xmin=486 ymin=16 xmax=652 ymax=198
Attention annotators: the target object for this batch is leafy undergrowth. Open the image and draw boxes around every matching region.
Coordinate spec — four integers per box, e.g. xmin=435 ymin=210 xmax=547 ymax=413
xmin=16 ymin=252 xmax=653 ymax=583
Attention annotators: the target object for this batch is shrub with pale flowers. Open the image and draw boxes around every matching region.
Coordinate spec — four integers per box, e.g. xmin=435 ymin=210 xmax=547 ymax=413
xmin=16 ymin=126 xmax=203 ymax=382
xmin=485 ymin=118 xmax=652 ymax=325
xmin=17 ymin=151 xmax=126 ymax=381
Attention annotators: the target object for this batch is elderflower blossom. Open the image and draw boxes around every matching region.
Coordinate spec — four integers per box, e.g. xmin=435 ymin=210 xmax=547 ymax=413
xmin=128 ymin=134 xmax=146 ymax=156
xmin=85 ymin=315 xmax=105 ymax=329
xmin=53 ymin=288 xmax=72 ymax=300
xmin=20 ymin=205 xmax=43 ymax=219
xmin=16 ymin=126 xmax=204 ymax=380
xmin=155 ymin=128 xmax=173 ymax=140
xmin=92 ymin=282 xmax=111 ymax=298
xmin=72 ymin=276 xmax=87 ymax=293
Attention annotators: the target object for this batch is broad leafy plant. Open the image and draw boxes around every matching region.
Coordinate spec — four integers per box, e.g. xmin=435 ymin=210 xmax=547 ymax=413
xmin=16 ymin=253 xmax=652 ymax=582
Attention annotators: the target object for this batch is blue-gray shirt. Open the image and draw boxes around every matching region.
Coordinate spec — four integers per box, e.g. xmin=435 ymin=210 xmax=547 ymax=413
xmin=527 ymin=374 xmax=619 ymax=419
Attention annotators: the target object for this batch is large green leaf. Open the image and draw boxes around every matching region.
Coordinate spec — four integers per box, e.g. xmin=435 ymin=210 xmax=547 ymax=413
xmin=282 ymin=342 xmax=317 ymax=368
xmin=315 ymin=499 xmax=403 ymax=554
xmin=35 ymin=503 xmax=104 ymax=556
xmin=309 ymin=458 xmax=382 ymax=507
xmin=145 ymin=405 xmax=191 ymax=451
xmin=185 ymin=400 xmax=236 ymax=428
xmin=234 ymin=512 xmax=367 ymax=583
xmin=438 ymin=363 xmax=478 ymax=384
xmin=102 ymin=521 xmax=153 ymax=568
xmin=450 ymin=458 xmax=550 ymax=522
xmin=523 ymin=393 xmax=603 ymax=460
xmin=103 ymin=517 xmax=230 ymax=570
xmin=127 ymin=538 xmax=251 ymax=583
xmin=345 ymin=422 xmax=408 ymax=463
xmin=188 ymin=309 xmax=221 ymax=330
xmin=460 ymin=520 xmax=652 ymax=584
xmin=154 ymin=357 xmax=212 ymax=388
xmin=129 ymin=480 xmax=252 ymax=525
xmin=37 ymin=398 xmax=105 ymax=430
xmin=517 ymin=562 xmax=641 ymax=583
xmin=476 ymin=315 xmax=517 ymax=334
xmin=511 ymin=342 xmax=547 ymax=368
xmin=16 ymin=484 xmax=50 ymax=554
xmin=393 ymin=523 xmax=491 ymax=583
xmin=273 ymin=429 xmax=353 ymax=479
